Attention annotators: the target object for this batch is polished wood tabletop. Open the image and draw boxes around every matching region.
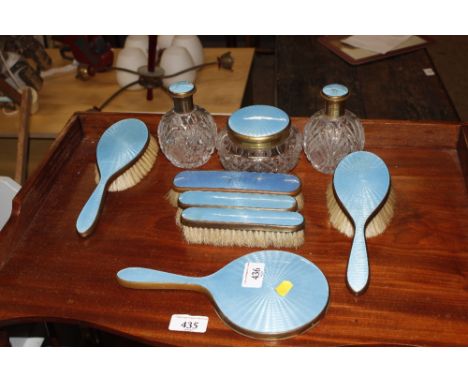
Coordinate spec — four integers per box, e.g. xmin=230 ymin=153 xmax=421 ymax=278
xmin=276 ymin=36 xmax=459 ymax=121
xmin=0 ymin=112 xmax=466 ymax=346
xmin=0 ymin=48 xmax=254 ymax=138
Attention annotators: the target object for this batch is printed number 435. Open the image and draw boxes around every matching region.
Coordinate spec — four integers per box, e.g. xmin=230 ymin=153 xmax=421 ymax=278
xmin=181 ymin=321 xmax=199 ymax=330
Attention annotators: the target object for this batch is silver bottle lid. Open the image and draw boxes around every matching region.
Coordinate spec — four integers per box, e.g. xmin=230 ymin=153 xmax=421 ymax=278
xmin=322 ymin=83 xmax=349 ymax=99
xmin=169 ymin=81 xmax=195 ymax=96
xmin=169 ymin=81 xmax=196 ymax=113
xmin=321 ymin=83 xmax=349 ymax=118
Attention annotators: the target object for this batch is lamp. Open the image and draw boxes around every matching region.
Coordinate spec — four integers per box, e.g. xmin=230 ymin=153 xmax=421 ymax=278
xmin=93 ymin=34 xmax=234 ymax=112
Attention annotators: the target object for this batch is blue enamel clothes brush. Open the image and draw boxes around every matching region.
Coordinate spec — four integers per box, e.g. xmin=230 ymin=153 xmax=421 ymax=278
xmin=117 ymin=250 xmax=329 ymax=340
xmin=175 ymin=190 xmax=298 ymax=225
xmin=167 ymin=170 xmax=304 ymax=209
xmin=76 ymin=118 xmax=158 ymax=237
xmin=179 ymin=207 xmax=304 ymax=248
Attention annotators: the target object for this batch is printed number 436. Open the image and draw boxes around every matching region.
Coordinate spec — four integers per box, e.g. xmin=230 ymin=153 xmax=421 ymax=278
xmin=251 ymin=267 xmax=262 ymax=280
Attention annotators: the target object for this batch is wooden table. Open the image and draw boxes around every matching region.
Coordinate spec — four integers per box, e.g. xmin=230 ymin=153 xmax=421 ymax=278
xmin=276 ymin=36 xmax=460 ymax=121
xmin=0 ymin=48 xmax=254 ymax=138
xmin=0 ymin=112 xmax=467 ymax=346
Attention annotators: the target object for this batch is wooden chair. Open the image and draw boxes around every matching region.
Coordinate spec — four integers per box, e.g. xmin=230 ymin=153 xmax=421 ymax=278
xmin=0 ymin=79 xmax=33 ymax=185
xmin=0 ymin=80 xmax=32 ymax=346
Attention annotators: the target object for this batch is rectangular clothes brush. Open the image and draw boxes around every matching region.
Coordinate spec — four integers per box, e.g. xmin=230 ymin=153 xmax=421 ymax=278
xmin=167 ymin=170 xmax=304 ymax=209
xmin=179 ymin=207 xmax=304 ymax=248
xmin=175 ymin=190 xmax=299 ymax=225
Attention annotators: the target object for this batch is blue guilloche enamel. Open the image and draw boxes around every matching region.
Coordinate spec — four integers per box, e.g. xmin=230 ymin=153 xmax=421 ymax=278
xmin=173 ymin=171 xmax=301 ymax=194
xmin=117 ymin=250 xmax=329 ymax=337
xmin=181 ymin=207 xmax=303 ymax=227
xmin=333 ymin=151 xmax=390 ymax=220
xmin=95 ymin=118 xmax=149 ymax=179
xmin=333 ymin=151 xmax=390 ymax=294
xmin=178 ymin=191 xmax=297 ymax=210
xmin=322 ymin=83 xmax=348 ymax=97
xmin=76 ymin=118 xmax=149 ymax=235
xmin=169 ymin=81 xmax=194 ymax=94
xmin=228 ymin=105 xmax=290 ymax=138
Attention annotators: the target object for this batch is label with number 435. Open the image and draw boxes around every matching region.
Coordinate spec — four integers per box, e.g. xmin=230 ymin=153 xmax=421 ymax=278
xmin=168 ymin=314 xmax=209 ymax=333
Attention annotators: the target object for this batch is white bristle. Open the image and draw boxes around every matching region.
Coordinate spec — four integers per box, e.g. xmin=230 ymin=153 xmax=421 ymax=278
xmin=175 ymin=208 xmax=182 ymax=226
xmin=326 ymin=182 xmax=395 ymax=238
xmin=95 ymin=135 xmax=158 ymax=192
xmin=181 ymin=225 xmax=304 ymax=248
xmin=166 ymin=188 xmax=180 ymax=207
xmin=295 ymin=193 xmax=304 ymax=210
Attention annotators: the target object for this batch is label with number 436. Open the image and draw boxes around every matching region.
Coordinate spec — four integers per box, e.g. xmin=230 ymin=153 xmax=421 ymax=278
xmin=168 ymin=314 xmax=209 ymax=333
xmin=242 ymin=262 xmax=265 ymax=288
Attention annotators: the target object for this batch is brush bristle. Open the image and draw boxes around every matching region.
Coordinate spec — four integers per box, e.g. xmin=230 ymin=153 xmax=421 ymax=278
xmin=182 ymin=225 xmax=304 ymax=248
xmin=166 ymin=189 xmax=180 ymax=207
xmin=95 ymin=135 xmax=158 ymax=192
xmin=326 ymin=182 xmax=395 ymax=238
xmin=175 ymin=208 xmax=182 ymax=226
xmin=296 ymin=192 xmax=304 ymax=210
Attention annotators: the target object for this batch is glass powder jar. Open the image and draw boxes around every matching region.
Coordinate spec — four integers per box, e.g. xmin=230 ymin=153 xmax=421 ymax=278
xmin=157 ymin=81 xmax=217 ymax=168
xmin=216 ymin=105 xmax=302 ymax=173
xmin=303 ymin=84 xmax=365 ymax=174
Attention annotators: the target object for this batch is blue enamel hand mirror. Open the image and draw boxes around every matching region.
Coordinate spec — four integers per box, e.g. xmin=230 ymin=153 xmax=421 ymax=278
xmin=117 ymin=250 xmax=329 ymax=340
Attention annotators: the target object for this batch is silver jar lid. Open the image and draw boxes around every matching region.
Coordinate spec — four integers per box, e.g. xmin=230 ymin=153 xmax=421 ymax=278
xmin=227 ymin=105 xmax=291 ymax=149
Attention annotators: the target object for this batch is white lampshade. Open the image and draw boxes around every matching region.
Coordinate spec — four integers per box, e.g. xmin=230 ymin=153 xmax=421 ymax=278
xmin=115 ymin=47 xmax=147 ymax=90
xmin=157 ymin=35 xmax=175 ymax=51
xmin=159 ymin=46 xmax=196 ymax=88
xmin=172 ymin=36 xmax=204 ymax=67
xmin=124 ymin=35 xmax=149 ymax=57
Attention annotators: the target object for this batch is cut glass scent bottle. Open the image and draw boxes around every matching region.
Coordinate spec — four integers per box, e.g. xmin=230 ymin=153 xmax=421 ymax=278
xmin=158 ymin=81 xmax=217 ymax=168
xmin=303 ymin=84 xmax=365 ymax=174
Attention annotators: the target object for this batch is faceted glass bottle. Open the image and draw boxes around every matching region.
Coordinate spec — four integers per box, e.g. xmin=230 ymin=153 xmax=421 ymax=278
xmin=157 ymin=81 xmax=217 ymax=168
xmin=303 ymin=84 xmax=365 ymax=174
